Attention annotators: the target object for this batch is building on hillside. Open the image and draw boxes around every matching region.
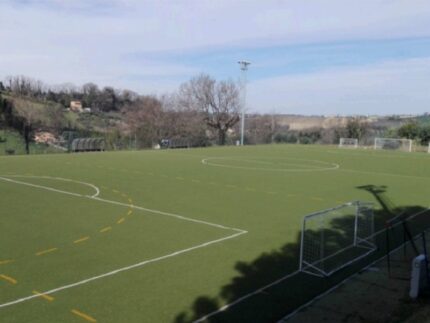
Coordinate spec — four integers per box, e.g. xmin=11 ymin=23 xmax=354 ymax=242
xmin=70 ymin=100 xmax=83 ymax=113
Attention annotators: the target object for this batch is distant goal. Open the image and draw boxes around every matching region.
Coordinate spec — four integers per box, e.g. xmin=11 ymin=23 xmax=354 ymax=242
xmin=339 ymin=138 xmax=358 ymax=149
xmin=374 ymin=138 xmax=412 ymax=152
xmin=299 ymin=201 xmax=376 ymax=277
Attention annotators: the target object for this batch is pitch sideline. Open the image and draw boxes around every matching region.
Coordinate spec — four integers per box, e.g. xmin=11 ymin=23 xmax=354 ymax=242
xmin=0 ymin=175 xmax=248 ymax=309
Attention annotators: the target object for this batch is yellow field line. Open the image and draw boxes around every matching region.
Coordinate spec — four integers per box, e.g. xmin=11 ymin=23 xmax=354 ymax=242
xmin=71 ymin=309 xmax=97 ymax=322
xmin=35 ymin=248 xmax=58 ymax=256
xmin=32 ymin=290 xmax=54 ymax=302
xmin=0 ymin=259 xmax=14 ymax=265
xmin=311 ymin=197 xmax=324 ymax=201
xmin=128 ymin=198 xmax=133 ymax=204
xmin=127 ymin=210 xmax=133 ymax=216
xmin=100 ymin=226 xmax=112 ymax=233
xmin=122 ymin=193 xmax=128 ymax=198
xmin=0 ymin=274 xmax=17 ymax=284
xmin=117 ymin=217 xmax=125 ymax=224
xmin=74 ymin=236 xmax=90 ymax=244
xmin=112 ymin=189 xmax=119 ymax=193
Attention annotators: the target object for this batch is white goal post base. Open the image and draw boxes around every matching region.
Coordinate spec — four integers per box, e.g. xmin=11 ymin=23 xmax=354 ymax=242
xmin=339 ymin=138 xmax=358 ymax=149
xmin=374 ymin=138 xmax=412 ymax=152
xmin=299 ymin=201 xmax=376 ymax=277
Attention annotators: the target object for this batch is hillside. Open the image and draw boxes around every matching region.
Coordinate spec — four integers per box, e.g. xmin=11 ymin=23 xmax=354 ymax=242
xmin=275 ymin=114 xmax=414 ymax=131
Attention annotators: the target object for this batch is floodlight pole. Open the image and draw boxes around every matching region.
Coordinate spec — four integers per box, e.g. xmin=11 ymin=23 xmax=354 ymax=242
xmin=238 ymin=61 xmax=250 ymax=146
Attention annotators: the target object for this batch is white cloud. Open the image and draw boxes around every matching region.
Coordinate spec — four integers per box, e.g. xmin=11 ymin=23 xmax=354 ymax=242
xmin=0 ymin=0 xmax=429 ymax=113
xmin=248 ymin=57 xmax=430 ymax=115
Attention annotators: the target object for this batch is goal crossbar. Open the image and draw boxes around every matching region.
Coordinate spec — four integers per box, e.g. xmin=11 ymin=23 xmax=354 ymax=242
xmin=374 ymin=137 xmax=412 ymax=152
xmin=339 ymin=138 xmax=358 ymax=149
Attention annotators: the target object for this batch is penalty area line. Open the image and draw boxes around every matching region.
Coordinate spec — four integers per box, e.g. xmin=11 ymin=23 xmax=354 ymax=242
xmin=0 ymin=176 xmax=245 ymax=233
xmin=0 ymin=230 xmax=247 ymax=309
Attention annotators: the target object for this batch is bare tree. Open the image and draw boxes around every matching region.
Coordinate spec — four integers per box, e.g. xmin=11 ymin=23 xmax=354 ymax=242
xmin=178 ymin=74 xmax=240 ymax=145
xmin=123 ymin=96 xmax=165 ymax=148
xmin=12 ymin=98 xmax=42 ymax=154
xmin=5 ymin=75 xmax=46 ymax=98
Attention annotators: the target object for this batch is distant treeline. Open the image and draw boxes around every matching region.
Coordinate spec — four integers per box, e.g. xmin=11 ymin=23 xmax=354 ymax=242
xmin=1 ymin=75 xmax=429 ymax=155
xmin=1 ymin=75 xmax=139 ymax=112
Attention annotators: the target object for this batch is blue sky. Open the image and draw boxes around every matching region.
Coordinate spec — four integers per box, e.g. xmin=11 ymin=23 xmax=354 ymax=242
xmin=1 ymin=0 xmax=430 ymax=115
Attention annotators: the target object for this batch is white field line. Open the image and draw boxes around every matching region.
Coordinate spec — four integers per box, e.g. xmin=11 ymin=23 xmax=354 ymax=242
xmin=0 ymin=176 xmax=84 ymax=198
xmin=0 ymin=230 xmax=247 ymax=309
xmin=0 ymin=175 xmax=244 ymax=233
xmin=277 ymin=229 xmax=430 ymax=322
xmin=90 ymin=196 xmax=245 ymax=233
xmin=201 ymin=157 xmax=339 ymax=173
xmin=194 ymin=269 xmax=301 ymax=322
xmin=0 ymin=175 xmax=248 ymax=309
xmin=193 ymin=206 xmax=430 ymax=322
xmin=0 ymin=175 xmax=100 ymax=198
xmin=338 ymin=168 xmax=430 ymax=181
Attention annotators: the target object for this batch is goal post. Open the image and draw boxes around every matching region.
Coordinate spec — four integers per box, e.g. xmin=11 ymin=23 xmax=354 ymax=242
xmin=374 ymin=138 xmax=412 ymax=152
xmin=299 ymin=201 xmax=376 ymax=277
xmin=339 ymin=138 xmax=358 ymax=149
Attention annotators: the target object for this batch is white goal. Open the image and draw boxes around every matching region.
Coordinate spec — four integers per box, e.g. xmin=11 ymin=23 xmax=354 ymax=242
xmin=374 ymin=138 xmax=412 ymax=152
xmin=299 ymin=201 xmax=376 ymax=277
xmin=339 ymin=138 xmax=358 ymax=149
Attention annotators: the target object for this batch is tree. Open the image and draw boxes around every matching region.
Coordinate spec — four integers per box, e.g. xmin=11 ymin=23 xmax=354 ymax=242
xmin=82 ymin=83 xmax=100 ymax=107
xmin=45 ymin=104 xmax=65 ymax=134
xmin=123 ymin=96 xmax=165 ymax=148
xmin=397 ymin=122 xmax=419 ymax=139
xmin=346 ymin=117 xmax=368 ymax=141
xmin=12 ymin=98 xmax=42 ymax=154
xmin=178 ymin=74 xmax=240 ymax=145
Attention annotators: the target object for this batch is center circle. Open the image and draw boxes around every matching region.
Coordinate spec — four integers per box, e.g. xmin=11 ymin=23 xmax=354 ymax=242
xmin=201 ymin=157 xmax=339 ymax=172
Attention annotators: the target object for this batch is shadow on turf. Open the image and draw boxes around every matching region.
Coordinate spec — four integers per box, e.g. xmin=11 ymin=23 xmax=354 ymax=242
xmin=174 ymin=186 xmax=430 ymax=323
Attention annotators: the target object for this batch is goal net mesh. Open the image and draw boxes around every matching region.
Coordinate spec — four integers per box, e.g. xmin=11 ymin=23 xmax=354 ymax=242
xmin=374 ymin=138 xmax=412 ymax=152
xmin=339 ymin=138 xmax=358 ymax=148
xmin=300 ymin=201 xmax=376 ymax=277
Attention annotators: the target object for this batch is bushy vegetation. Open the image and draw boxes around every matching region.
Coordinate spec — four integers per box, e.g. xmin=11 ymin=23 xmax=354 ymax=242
xmin=1 ymin=75 xmax=429 ymax=154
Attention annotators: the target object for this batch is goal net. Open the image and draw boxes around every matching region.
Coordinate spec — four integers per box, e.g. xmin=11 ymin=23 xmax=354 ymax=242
xmin=374 ymin=138 xmax=412 ymax=152
xmin=299 ymin=201 xmax=376 ymax=277
xmin=339 ymin=138 xmax=358 ymax=149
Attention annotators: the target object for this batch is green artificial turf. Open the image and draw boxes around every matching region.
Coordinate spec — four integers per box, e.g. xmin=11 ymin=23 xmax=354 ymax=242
xmin=0 ymin=144 xmax=429 ymax=322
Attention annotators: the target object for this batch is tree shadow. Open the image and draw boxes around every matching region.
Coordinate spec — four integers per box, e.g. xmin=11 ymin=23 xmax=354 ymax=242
xmin=174 ymin=186 xmax=430 ymax=323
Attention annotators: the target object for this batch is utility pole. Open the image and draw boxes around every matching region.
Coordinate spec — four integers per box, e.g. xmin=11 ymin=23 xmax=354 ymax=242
xmin=238 ymin=60 xmax=250 ymax=146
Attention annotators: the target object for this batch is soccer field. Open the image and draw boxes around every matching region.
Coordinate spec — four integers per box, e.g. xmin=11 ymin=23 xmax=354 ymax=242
xmin=0 ymin=144 xmax=429 ymax=323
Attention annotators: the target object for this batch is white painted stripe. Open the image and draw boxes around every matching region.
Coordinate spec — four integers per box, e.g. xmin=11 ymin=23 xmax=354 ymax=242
xmin=338 ymin=168 xmax=430 ymax=181
xmin=201 ymin=157 xmax=340 ymax=173
xmin=0 ymin=176 xmax=83 ymax=198
xmin=194 ymin=270 xmax=300 ymax=322
xmin=193 ymin=207 xmax=430 ymax=322
xmin=0 ymin=176 xmax=100 ymax=198
xmin=0 ymin=230 xmax=246 ymax=309
xmin=0 ymin=175 xmax=245 ymax=233
xmin=277 ymin=229 xmax=430 ymax=322
xmin=90 ymin=196 xmax=246 ymax=233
